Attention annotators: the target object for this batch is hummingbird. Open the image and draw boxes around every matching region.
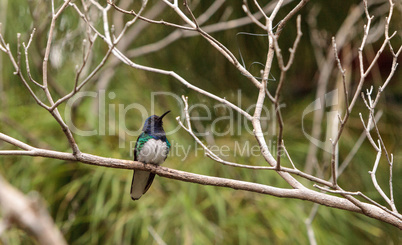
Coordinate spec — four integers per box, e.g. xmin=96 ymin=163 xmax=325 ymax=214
xmin=130 ymin=111 xmax=171 ymax=200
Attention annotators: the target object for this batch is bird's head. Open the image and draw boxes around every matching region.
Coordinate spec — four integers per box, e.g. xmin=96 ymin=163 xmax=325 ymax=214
xmin=142 ymin=110 xmax=170 ymax=136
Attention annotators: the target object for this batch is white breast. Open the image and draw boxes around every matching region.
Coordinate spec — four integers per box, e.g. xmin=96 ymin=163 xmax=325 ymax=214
xmin=137 ymin=139 xmax=169 ymax=165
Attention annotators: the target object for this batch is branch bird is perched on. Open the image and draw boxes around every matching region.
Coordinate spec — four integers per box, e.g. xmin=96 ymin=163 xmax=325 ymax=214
xmin=130 ymin=111 xmax=171 ymax=200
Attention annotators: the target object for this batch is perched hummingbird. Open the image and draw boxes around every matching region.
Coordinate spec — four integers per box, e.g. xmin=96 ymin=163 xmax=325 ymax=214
xmin=130 ymin=111 xmax=171 ymax=200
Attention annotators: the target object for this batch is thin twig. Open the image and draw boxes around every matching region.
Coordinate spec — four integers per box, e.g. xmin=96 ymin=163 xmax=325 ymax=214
xmin=271 ymin=15 xmax=303 ymax=169
xmin=305 ymin=203 xmax=319 ymax=245
xmin=22 ymin=28 xmax=44 ymax=88
xmin=314 ymin=184 xmax=402 ymax=220
xmin=242 ymin=0 xmax=266 ymax=30
xmin=332 ymin=37 xmax=350 ymax=113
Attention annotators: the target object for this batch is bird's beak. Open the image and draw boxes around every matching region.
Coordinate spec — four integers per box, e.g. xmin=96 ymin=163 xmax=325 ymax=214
xmin=158 ymin=110 xmax=170 ymax=121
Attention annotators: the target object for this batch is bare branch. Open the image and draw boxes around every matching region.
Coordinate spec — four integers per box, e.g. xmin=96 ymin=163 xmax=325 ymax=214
xmin=177 ymin=96 xmax=284 ymax=171
xmin=242 ymin=1 xmax=266 ymax=29
xmin=270 ymin=15 xmax=303 ymax=169
xmin=332 ymin=37 xmax=350 ymax=113
xmin=359 ymin=112 xmax=379 ymax=151
xmin=0 ymin=134 xmax=401 ymax=228
xmin=177 ymin=96 xmax=332 ymax=187
xmin=49 ymin=45 xmax=114 ymax=110
xmin=314 ymin=184 xmax=401 ymax=220
xmin=305 ymin=204 xmax=319 ymax=245
xmin=349 ymin=0 xmax=397 ymax=111
xmin=0 ymin=175 xmax=67 ymax=245
xmin=110 ymin=0 xmax=262 ymax=88
xmin=108 ymin=2 xmax=194 ymax=31
xmin=276 ymin=0 xmax=310 ymax=36
xmin=252 ymin=0 xmax=269 ymax=23
xmin=0 ymin=32 xmax=50 ymax=109
xmin=368 ymin=141 xmax=393 ymax=207
xmin=338 ymin=111 xmax=383 ymax=176
xmin=0 ymin=133 xmax=34 ymax=151
xmin=23 ymin=28 xmax=44 ymax=89
xmin=304 ymin=2 xmax=366 ymax=174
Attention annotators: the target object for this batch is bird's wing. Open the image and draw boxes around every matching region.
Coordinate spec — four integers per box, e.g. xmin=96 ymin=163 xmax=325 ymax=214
xmin=142 ymin=173 xmax=156 ymax=195
xmin=164 ymin=138 xmax=171 ymax=161
xmin=133 ymin=133 xmax=141 ymax=161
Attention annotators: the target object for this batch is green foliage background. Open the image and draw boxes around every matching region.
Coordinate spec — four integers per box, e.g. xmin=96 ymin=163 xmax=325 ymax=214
xmin=0 ymin=0 xmax=401 ymax=244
